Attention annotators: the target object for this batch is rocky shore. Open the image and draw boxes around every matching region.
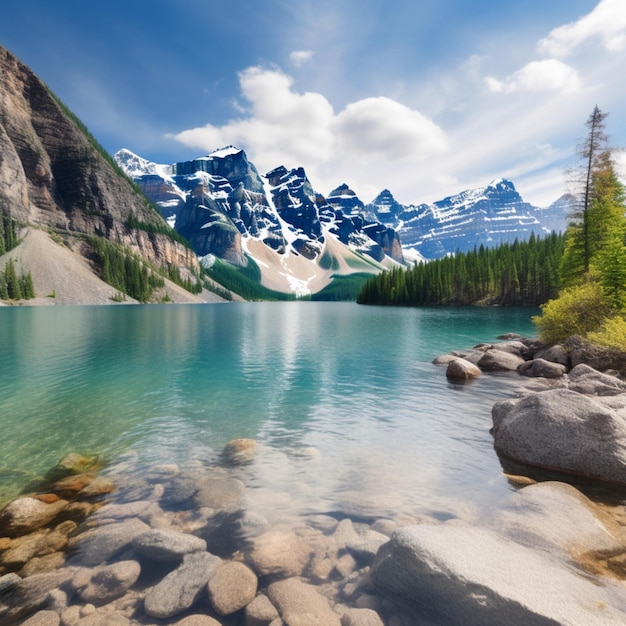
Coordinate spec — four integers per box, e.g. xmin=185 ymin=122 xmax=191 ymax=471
xmin=2 ymin=336 xmax=626 ymax=624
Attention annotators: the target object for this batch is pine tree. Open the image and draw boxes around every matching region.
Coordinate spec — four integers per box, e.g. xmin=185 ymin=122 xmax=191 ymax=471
xmin=4 ymin=259 xmax=22 ymax=300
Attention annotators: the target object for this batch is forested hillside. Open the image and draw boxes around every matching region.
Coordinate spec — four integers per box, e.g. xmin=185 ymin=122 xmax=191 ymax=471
xmin=357 ymin=232 xmax=564 ymax=306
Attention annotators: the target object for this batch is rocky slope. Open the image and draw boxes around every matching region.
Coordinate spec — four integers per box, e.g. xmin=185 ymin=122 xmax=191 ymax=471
xmin=0 ymin=45 xmax=202 ymax=303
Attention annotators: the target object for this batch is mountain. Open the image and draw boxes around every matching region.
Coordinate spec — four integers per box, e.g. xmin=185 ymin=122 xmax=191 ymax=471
xmin=365 ymin=179 xmax=570 ymax=259
xmin=0 ymin=45 xmax=210 ymax=304
xmin=116 ymin=149 xmax=404 ymax=296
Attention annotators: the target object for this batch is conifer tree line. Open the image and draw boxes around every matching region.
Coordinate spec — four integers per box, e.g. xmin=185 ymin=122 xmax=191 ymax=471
xmin=88 ymin=236 xmax=165 ymax=302
xmin=534 ymin=106 xmax=626 ymax=349
xmin=0 ymin=213 xmax=36 ymax=301
xmin=357 ymin=233 xmax=564 ymax=306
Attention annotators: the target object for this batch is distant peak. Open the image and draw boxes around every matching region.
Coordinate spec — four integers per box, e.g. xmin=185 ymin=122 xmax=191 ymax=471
xmin=207 ymin=145 xmax=243 ymax=159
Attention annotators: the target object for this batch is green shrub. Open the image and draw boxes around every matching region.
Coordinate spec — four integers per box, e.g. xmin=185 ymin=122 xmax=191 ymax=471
xmin=532 ymin=281 xmax=613 ymax=343
xmin=587 ymin=315 xmax=626 ymax=352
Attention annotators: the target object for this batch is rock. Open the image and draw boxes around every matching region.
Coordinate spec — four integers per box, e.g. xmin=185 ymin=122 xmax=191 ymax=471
xmin=341 ymin=608 xmax=385 ymax=626
xmin=131 ymin=529 xmax=207 ymax=562
xmin=0 ymin=497 xmax=69 ymax=537
xmin=478 ymin=349 xmax=525 ymax=372
xmin=0 ymin=569 xmax=75 ymax=623
xmin=143 ymin=551 xmax=222 ymax=619
xmin=565 ymin=335 xmax=626 ymax=374
xmin=73 ymin=612 xmax=130 ymax=625
xmin=71 ymin=518 xmax=150 ymax=565
xmin=517 ymin=358 xmax=567 ymax=378
xmin=494 ymin=482 xmax=626 ymax=556
xmin=207 ymin=561 xmax=258 ymax=615
xmin=244 ymin=593 xmax=280 ymax=626
xmin=533 ymin=343 xmax=569 ymax=367
xmin=193 ymin=476 xmax=245 ymax=511
xmin=445 ymin=358 xmax=481 ymax=381
xmin=20 ymin=552 xmax=66 ymax=576
xmin=0 ymin=572 xmax=21 ymax=595
xmin=51 ymin=473 xmax=94 ymax=497
xmin=345 ymin=530 xmax=389 ymax=565
xmin=161 ymin=474 xmax=200 ymax=507
xmin=492 ymin=388 xmax=626 ymax=484
xmin=567 ymin=363 xmax=626 ymax=396
xmin=222 ymin=438 xmax=257 ymax=465
xmin=248 ymin=530 xmax=314 ymax=577
xmin=56 ymin=453 xmax=99 ymax=475
xmin=497 ymin=333 xmax=521 ymax=340
xmin=173 ymin=616 xmax=222 ymax=626
xmin=21 ymin=610 xmax=61 ymax=626
xmin=92 ymin=500 xmax=152 ymax=521
xmin=371 ymin=523 xmax=626 ymax=625
xmin=490 ymin=340 xmax=526 ymax=355
xmin=267 ymin=578 xmax=341 ymax=626
xmin=431 ymin=354 xmax=459 ymax=366
xmin=72 ymin=560 xmax=141 ymax=605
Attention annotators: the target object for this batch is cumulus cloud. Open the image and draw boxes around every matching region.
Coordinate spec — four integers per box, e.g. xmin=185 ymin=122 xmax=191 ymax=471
xmin=485 ymin=59 xmax=581 ymax=94
xmin=538 ymin=0 xmax=626 ymax=57
xmin=290 ymin=50 xmax=314 ymax=67
xmin=169 ymin=66 xmax=449 ymax=198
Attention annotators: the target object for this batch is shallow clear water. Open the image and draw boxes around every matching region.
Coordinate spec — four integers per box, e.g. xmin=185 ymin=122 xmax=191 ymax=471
xmin=0 ymin=302 xmax=538 ymax=520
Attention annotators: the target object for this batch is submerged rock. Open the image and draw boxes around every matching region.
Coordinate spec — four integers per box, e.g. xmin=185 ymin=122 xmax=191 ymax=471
xmin=221 ymin=438 xmax=257 ymax=465
xmin=0 ymin=497 xmax=69 ymax=537
xmin=132 ymin=529 xmax=207 ymax=562
xmin=206 ymin=561 xmax=257 ymax=615
xmin=143 ymin=551 xmax=222 ymax=619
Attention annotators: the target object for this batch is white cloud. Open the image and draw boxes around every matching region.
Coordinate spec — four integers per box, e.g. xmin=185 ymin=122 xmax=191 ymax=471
xmin=485 ymin=59 xmax=581 ymax=94
xmin=169 ymin=66 xmax=448 ymax=201
xmin=538 ymin=0 xmax=626 ymax=57
xmin=290 ymin=50 xmax=314 ymax=67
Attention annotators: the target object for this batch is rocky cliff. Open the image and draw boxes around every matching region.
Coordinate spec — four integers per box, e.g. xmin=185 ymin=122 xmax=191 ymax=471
xmin=0 ymin=46 xmax=198 ymax=277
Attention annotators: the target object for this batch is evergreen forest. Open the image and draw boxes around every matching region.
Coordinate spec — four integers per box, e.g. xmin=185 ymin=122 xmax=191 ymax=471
xmin=0 ymin=215 xmax=35 ymax=301
xmin=357 ymin=232 xmax=564 ymax=307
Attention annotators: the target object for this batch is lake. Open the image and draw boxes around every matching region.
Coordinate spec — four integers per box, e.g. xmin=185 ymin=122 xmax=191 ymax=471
xmin=0 ymin=302 xmax=537 ymax=516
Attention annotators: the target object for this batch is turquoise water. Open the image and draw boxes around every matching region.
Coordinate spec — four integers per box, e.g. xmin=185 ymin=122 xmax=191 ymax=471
xmin=0 ymin=302 xmax=537 ymax=518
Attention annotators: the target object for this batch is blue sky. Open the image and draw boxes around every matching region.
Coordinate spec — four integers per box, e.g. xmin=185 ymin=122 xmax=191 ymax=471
xmin=2 ymin=0 xmax=625 ymax=206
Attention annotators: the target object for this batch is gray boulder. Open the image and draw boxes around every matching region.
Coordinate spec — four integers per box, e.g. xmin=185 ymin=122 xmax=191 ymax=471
xmin=492 ymin=388 xmax=626 ymax=484
xmin=143 ymin=551 xmax=222 ymax=619
xmin=478 ymin=349 xmax=525 ymax=372
xmin=533 ymin=343 xmax=569 ymax=367
xmin=517 ymin=358 xmax=567 ymax=379
xmin=446 ymin=358 xmax=481 ymax=381
xmin=132 ymin=529 xmax=207 ymax=562
xmin=371 ymin=523 xmax=626 ymax=625
xmin=567 ymin=363 xmax=626 ymax=396
xmin=244 ymin=593 xmax=280 ymax=625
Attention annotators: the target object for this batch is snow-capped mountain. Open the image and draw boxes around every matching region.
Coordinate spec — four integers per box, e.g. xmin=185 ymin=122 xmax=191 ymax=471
xmin=114 ymin=147 xmax=402 ymax=295
xmin=366 ymin=179 xmax=569 ymax=259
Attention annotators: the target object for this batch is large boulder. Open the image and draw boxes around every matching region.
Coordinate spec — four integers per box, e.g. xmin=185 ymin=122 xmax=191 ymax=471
xmin=567 ymin=364 xmax=626 ymax=396
xmin=446 ymin=358 xmax=482 ymax=381
xmin=491 ymin=388 xmax=626 ymax=484
xmin=478 ymin=349 xmax=525 ymax=372
xmin=371 ymin=523 xmax=626 ymax=625
xmin=517 ymin=358 xmax=567 ymax=379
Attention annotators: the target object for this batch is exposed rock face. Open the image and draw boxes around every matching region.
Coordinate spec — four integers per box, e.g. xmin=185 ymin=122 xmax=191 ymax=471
xmin=0 ymin=46 xmax=197 ymax=277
